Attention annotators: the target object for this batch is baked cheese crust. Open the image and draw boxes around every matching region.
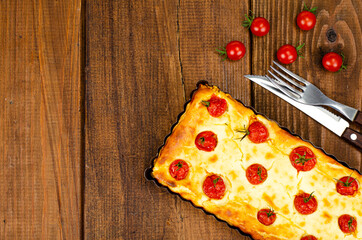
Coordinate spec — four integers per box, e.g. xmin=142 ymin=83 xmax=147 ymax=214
xmin=151 ymin=84 xmax=362 ymax=240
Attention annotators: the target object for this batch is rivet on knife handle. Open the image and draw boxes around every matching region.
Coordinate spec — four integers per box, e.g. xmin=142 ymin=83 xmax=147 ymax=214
xmin=341 ymin=128 xmax=362 ymax=151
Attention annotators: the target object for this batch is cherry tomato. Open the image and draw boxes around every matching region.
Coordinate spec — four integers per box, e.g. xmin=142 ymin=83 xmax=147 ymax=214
xmin=202 ymin=174 xmax=226 ymax=199
xmin=322 ymin=52 xmax=346 ymax=72
xmin=201 ymin=94 xmax=227 ymax=117
xmin=217 ymin=41 xmax=246 ymax=61
xmin=251 ymin=17 xmax=270 ymax=36
xmin=246 ymin=164 xmax=267 ymax=185
xmin=289 ymin=146 xmax=317 ymax=172
xmin=195 ymin=131 xmax=218 ymax=152
xmin=297 ymin=4 xmax=317 ymax=31
xmin=243 ymin=13 xmax=270 ymax=37
xmin=257 ymin=208 xmax=276 ymax=226
xmin=300 ymin=235 xmax=317 ymax=240
xmin=248 ymin=121 xmax=269 ymax=143
xmin=297 ymin=11 xmax=316 ymax=31
xmin=294 ymin=192 xmax=318 ymax=215
xmin=277 ymin=44 xmax=304 ymax=64
xmin=338 ymin=214 xmax=357 ymax=234
xmin=169 ymin=160 xmax=189 ymax=180
xmin=335 ymin=176 xmax=359 ymax=196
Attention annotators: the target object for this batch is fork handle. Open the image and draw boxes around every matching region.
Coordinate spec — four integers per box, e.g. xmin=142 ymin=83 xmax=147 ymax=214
xmin=326 ymin=99 xmax=359 ymax=123
xmin=341 ymin=128 xmax=362 ymax=151
xmin=354 ymin=111 xmax=362 ymax=126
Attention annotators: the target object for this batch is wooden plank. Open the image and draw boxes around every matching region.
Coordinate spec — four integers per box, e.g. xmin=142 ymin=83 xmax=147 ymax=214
xmin=85 ymin=1 xmax=185 ymax=239
xmin=179 ymin=0 xmax=252 ymax=106
xmin=0 ymin=0 xmax=82 ymax=239
xmin=251 ymin=0 xmax=361 ymax=172
xmin=85 ymin=0 xmax=251 ymax=239
xmin=177 ymin=1 xmax=251 ymax=239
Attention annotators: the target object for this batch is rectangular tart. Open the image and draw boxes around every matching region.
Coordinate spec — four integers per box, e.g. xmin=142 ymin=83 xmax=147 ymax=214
xmin=151 ymin=83 xmax=362 ymax=240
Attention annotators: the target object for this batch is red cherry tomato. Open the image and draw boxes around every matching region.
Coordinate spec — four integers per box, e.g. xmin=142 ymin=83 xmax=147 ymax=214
xmin=217 ymin=41 xmax=246 ymax=61
xmin=250 ymin=17 xmax=270 ymax=36
xmin=297 ymin=11 xmax=316 ymax=31
xmin=300 ymin=235 xmax=317 ymax=240
xmin=201 ymin=94 xmax=227 ymax=117
xmin=169 ymin=160 xmax=189 ymax=180
xmin=297 ymin=4 xmax=317 ymax=31
xmin=257 ymin=208 xmax=276 ymax=226
xmin=248 ymin=121 xmax=269 ymax=143
xmin=289 ymin=146 xmax=317 ymax=172
xmin=226 ymin=41 xmax=246 ymax=61
xmin=336 ymin=176 xmax=359 ymax=196
xmin=322 ymin=52 xmax=346 ymax=72
xmin=202 ymin=174 xmax=226 ymax=199
xmin=243 ymin=13 xmax=270 ymax=37
xmin=277 ymin=44 xmax=304 ymax=64
xmin=338 ymin=214 xmax=357 ymax=234
xmin=246 ymin=164 xmax=267 ymax=185
xmin=195 ymin=131 xmax=218 ymax=152
xmin=294 ymin=192 xmax=318 ymax=215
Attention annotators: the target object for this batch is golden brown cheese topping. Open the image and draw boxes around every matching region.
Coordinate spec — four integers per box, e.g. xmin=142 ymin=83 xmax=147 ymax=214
xmin=151 ymin=84 xmax=362 ymax=240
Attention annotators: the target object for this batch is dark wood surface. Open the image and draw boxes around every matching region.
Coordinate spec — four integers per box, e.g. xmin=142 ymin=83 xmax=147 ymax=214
xmin=1 ymin=0 xmax=361 ymax=239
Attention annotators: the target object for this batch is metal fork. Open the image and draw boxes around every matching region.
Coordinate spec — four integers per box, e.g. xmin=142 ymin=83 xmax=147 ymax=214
xmin=266 ymin=61 xmax=361 ymax=124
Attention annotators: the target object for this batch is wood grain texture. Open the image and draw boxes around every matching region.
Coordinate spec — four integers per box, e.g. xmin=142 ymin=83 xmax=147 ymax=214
xmin=2 ymin=0 xmax=360 ymax=239
xmin=0 ymin=0 xmax=82 ymax=239
xmin=85 ymin=0 xmax=185 ymax=239
xmin=252 ymin=0 xmax=362 ymax=172
xmin=178 ymin=0 xmax=252 ymax=106
xmin=174 ymin=0 xmax=252 ymax=239
xmin=85 ymin=0 xmax=251 ymax=239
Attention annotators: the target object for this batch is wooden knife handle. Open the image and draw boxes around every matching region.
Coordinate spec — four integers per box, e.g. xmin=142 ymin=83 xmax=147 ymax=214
xmin=354 ymin=110 xmax=362 ymax=126
xmin=341 ymin=128 xmax=362 ymax=151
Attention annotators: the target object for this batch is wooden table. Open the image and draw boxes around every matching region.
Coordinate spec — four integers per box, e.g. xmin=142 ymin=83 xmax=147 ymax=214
xmin=1 ymin=0 xmax=361 ymax=239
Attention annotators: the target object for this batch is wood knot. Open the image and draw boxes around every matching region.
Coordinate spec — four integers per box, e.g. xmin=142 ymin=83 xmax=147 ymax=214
xmin=326 ymin=29 xmax=337 ymax=42
xmin=317 ymin=25 xmax=345 ymax=54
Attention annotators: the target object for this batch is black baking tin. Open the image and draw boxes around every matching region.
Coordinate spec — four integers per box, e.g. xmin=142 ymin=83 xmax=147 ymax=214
xmin=145 ymin=81 xmax=361 ymax=239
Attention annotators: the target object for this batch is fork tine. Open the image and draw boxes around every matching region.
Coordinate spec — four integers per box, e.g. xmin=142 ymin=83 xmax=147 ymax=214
xmin=268 ymin=71 xmax=300 ymax=95
xmin=266 ymin=75 xmax=301 ymax=99
xmin=270 ymin=72 xmax=302 ymax=93
xmin=273 ymin=61 xmax=308 ymax=84
xmin=270 ymin=66 xmax=306 ymax=90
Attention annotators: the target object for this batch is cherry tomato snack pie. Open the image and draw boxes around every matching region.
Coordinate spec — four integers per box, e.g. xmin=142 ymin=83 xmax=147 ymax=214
xmin=151 ymin=83 xmax=362 ymax=240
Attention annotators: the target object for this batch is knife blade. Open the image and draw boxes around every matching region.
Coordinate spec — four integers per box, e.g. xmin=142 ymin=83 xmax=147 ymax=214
xmin=244 ymin=75 xmax=362 ymax=150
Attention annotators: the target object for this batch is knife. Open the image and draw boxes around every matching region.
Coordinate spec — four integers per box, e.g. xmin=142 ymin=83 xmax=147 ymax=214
xmin=244 ymin=75 xmax=362 ymax=150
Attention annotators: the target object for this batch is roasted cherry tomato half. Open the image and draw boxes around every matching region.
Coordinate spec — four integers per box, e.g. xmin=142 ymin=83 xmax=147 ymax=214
xmin=195 ymin=131 xmax=218 ymax=152
xmin=294 ymin=192 xmax=318 ymax=215
xmin=246 ymin=164 xmax=268 ymax=185
xmin=297 ymin=4 xmax=317 ymax=31
xmin=335 ymin=175 xmax=359 ymax=196
xmin=202 ymin=174 xmax=226 ymax=199
xmin=201 ymin=94 xmax=227 ymax=117
xmin=322 ymin=52 xmax=346 ymax=72
xmin=217 ymin=41 xmax=246 ymax=61
xmin=248 ymin=121 xmax=269 ymax=143
xmin=338 ymin=214 xmax=357 ymax=234
xmin=300 ymin=235 xmax=317 ymax=240
xmin=169 ymin=160 xmax=189 ymax=180
xmin=243 ymin=13 xmax=270 ymax=37
xmin=277 ymin=44 xmax=304 ymax=64
xmin=289 ymin=146 xmax=317 ymax=172
xmin=257 ymin=208 xmax=276 ymax=226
